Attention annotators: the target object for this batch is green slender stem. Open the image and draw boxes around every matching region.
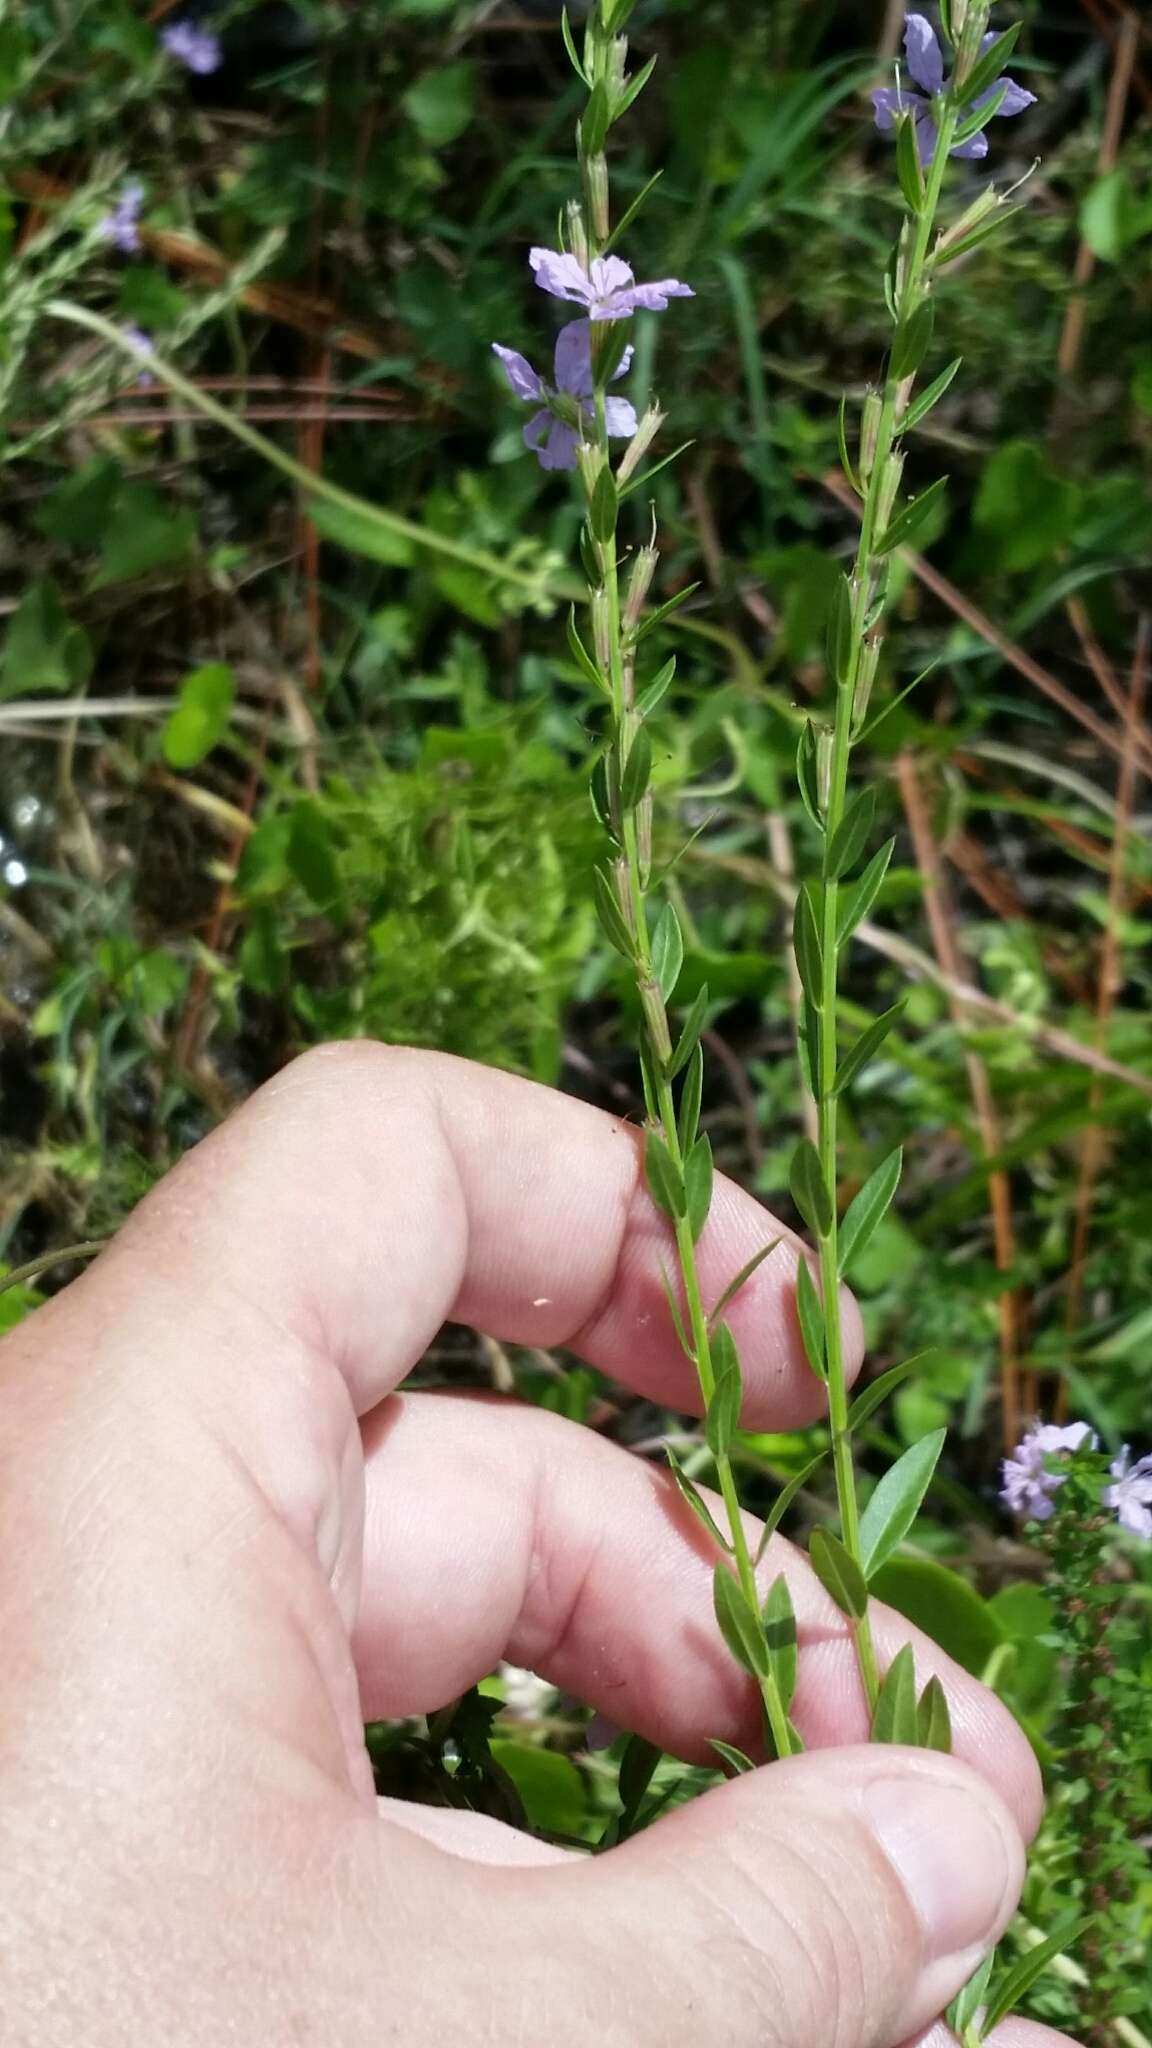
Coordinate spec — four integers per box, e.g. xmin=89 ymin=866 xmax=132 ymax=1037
xmin=812 ymin=104 xmax=958 ymax=1714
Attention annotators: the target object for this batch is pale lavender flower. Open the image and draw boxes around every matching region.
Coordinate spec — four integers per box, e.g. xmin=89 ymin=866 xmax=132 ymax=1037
xmin=1000 ymin=1420 xmax=1096 ymax=1522
xmin=1107 ymin=1447 xmax=1152 ymax=1540
xmin=528 ymin=248 xmax=693 ymax=323
xmin=98 ymin=180 xmax=145 ymax=256
xmin=122 ymin=325 xmax=156 ymax=388
xmin=872 ymin=13 xmax=1036 ymax=166
xmin=161 ymin=19 xmax=222 ymax=74
xmin=492 ymin=318 xmax=636 ymax=471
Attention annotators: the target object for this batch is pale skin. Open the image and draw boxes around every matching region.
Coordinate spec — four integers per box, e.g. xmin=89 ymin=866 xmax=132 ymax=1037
xmin=0 ymin=1043 xmax=1080 ymax=2047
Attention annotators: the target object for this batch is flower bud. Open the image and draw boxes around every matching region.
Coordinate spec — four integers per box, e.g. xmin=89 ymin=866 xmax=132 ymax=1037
xmin=624 ymin=544 xmax=659 ymax=635
xmin=606 ymin=37 xmax=629 ymax=95
xmin=859 ymin=391 xmax=883 ymax=483
xmin=852 ymin=633 xmax=882 ymax=730
xmin=936 ymin=186 xmax=999 ymax=255
xmin=639 ymin=974 xmax=672 ymax=1063
xmin=591 ymin=585 xmax=612 ymax=674
xmin=576 ymin=440 xmax=604 ymax=499
xmin=635 ymin=788 xmax=653 ymax=890
xmin=875 ymin=451 xmax=905 ymax=538
xmin=586 ymin=152 xmax=610 ymax=243
xmin=816 ymin=728 xmax=834 ymax=813
xmin=565 ymin=200 xmax=590 ymax=271
xmin=616 ymin=404 xmax=665 ymax=485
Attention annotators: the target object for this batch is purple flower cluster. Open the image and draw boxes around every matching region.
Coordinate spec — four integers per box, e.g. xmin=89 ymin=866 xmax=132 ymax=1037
xmin=98 ymin=180 xmax=144 ymax=256
xmin=494 ymin=251 xmax=692 ymax=471
xmin=873 ymin=14 xmax=1035 ymax=166
xmin=161 ymin=19 xmax=222 ymax=75
xmin=1001 ymin=1420 xmax=1152 ymax=1539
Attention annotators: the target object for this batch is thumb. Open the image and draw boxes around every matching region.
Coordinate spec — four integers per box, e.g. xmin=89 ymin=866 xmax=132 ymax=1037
xmin=551 ymin=1745 xmax=1024 ymax=2048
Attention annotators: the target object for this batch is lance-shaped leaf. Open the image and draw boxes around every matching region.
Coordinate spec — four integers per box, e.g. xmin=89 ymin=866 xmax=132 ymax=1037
xmin=636 ymin=655 xmax=675 ymax=718
xmin=890 ymin=299 xmax=935 ymax=383
xmin=877 ymin=475 xmax=949 ymax=556
xmin=837 ymin=394 xmax=860 ymax=494
xmin=871 ymin=1642 xmax=918 ymax=1744
xmin=825 ymin=786 xmax=876 ymax=881
xmin=617 ymin=1733 xmax=662 ymax=1824
xmin=589 ymin=458 xmax=617 ymax=539
xmin=685 ymin=1133 xmax=713 ymax=1243
xmin=789 ymin=1138 xmax=833 ymax=1239
xmin=902 ymin=356 xmax=962 ymax=433
xmin=808 ymin=1528 xmax=868 ymax=1620
xmin=858 ymin=1429 xmax=946 ymax=1580
xmin=796 ymin=721 xmax=823 ymax=831
xmin=792 ymin=883 xmax=825 ymax=1008
xmin=947 ymin=1952 xmax=996 ymax=2037
xmin=657 ymin=1262 xmax=693 ymax=1359
xmin=839 ymin=1147 xmax=902 ymax=1274
xmin=917 ymin=1675 xmax=952 ymax=1753
xmin=895 ymin=110 xmax=925 ymax=214
xmin=712 ymin=1562 xmax=770 ymax=1679
xmin=709 ymin=1738 xmax=756 ymax=1776
xmin=795 ymin=1258 xmax=827 ymax=1382
xmin=637 ymin=581 xmax=701 ymax=639
xmin=709 ymin=1238 xmax=781 ymax=1328
xmin=645 ymin=1128 xmax=685 ymax=1220
xmin=756 ymin=1448 xmax=829 ymax=1562
xmin=956 ymin=20 xmax=1022 ymax=108
xmin=837 ymin=836 xmax=895 ymax=944
xmin=666 ymin=1446 xmax=730 ymax=1553
xmin=593 ymin=867 xmax=635 ymax=959
xmin=559 ymin=6 xmax=588 ymax=83
xmin=833 ymin=1001 xmax=904 ymax=1096
xmin=650 ymin=901 xmax=683 ymax=1002
xmin=825 ymin=571 xmax=855 ymax=686
xmin=978 ymin=1919 xmax=1089 ymax=2040
xmin=678 ymin=1041 xmax=703 ymax=1153
xmin=705 ymin=1324 xmax=743 ymax=1458
xmin=846 ymin=1351 xmax=936 ymax=1431
xmin=669 ymin=983 xmax=709 ymax=1078
xmin=580 ymin=79 xmax=612 ymax=157
xmin=763 ymin=1575 xmax=798 ymax=1713
xmin=619 ymin=723 xmax=652 ymax=811
xmin=565 ymin=606 xmax=606 ymax=692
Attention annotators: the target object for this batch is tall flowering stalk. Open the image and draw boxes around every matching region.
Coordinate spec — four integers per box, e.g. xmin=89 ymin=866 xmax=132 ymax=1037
xmin=791 ymin=0 xmax=1034 ymax=1716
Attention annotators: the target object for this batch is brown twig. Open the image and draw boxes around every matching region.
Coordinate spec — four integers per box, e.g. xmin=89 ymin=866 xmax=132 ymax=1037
xmin=1058 ymin=615 xmax=1150 ymax=1418
xmin=895 ymin=752 xmax=1026 ymax=1450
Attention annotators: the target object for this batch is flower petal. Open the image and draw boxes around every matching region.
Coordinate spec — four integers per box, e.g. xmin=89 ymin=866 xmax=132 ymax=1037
xmin=915 ymin=111 xmax=939 ymax=166
xmin=616 ymin=277 xmax=694 ymax=313
xmin=950 ymin=126 xmax=990 ymax=160
xmin=603 ymin=396 xmax=639 ymax=439
xmin=528 ymin=247 xmax=592 ymax=305
xmin=872 ymin=85 xmax=922 ymax=132
xmin=492 ymin=343 xmax=544 ymax=402
xmin=553 ymin=321 xmax=594 ymax=398
xmin=990 ymin=77 xmax=1037 ymax=118
xmin=539 ymin=419 xmax=581 ymax=471
xmin=587 ymin=255 xmax=636 ymax=304
xmin=903 ymin=14 xmax=945 ymax=96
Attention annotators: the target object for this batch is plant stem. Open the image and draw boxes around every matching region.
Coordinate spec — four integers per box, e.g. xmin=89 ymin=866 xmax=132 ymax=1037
xmin=813 ymin=107 xmax=957 ymax=1714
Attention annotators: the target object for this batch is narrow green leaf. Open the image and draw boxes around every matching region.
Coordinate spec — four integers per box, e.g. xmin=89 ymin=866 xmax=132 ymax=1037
xmin=636 ymin=580 xmax=701 ymax=640
xmin=580 ymin=79 xmax=611 ymax=156
xmin=979 ymin=1920 xmax=1089 ymax=2041
xmin=559 ymin=5 xmax=589 ymax=83
xmin=755 ymin=1449 xmax=829 ymax=1563
xmin=917 ymin=1676 xmax=952 ymax=1753
xmin=877 ymin=474 xmax=949 ymax=556
xmin=636 ymin=655 xmax=675 ymax=718
xmin=709 ymin=1239 xmax=781 ymax=1328
xmin=902 ymin=356 xmax=963 ymax=433
xmin=593 ymin=868 xmax=635 ymax=959
xmin=619 ymin=724 xmax=652 ymax=812
xmin=934 ymin=201 xmax=1025 ymax=270
xmin=839 ymin=1147 xmax=903 ymax=1274
xmin=603 ymin=168 xmax=663 ymax=257
xmin=566 ymin=606 xmax=606 ymax=693
xmin=666 ymin=1446 xmax=730 ymax=1552
xmin=836 ymin=836 xmax=895 ymax=944
xmin=802 ymin=996 xmax=823 ymax=1103
xmin=895 ymin=110 xmax=926 ymax=214
xmin=616 ymin=48 xmax=657 ymax=119
xmin=824 ymin=787 xmax=875 ymax=881
xmin=792 ymin=884 xmax=825 ymax=1009
xmin=871 ymin=1642 xmax=918 ymax=1743
xmin=650 ymin=901 xmax=684 ymax=1003
xmin=796 ymin=721 xmax=824 ymax=831
xmin=890 ymin=299 xmax=935 ymax=382
xmin=656 ymin=1274 xmax=698 ymax=1376
xmin=836 ymin=393 xmax=860 ymax=493
xmin=953 ymin=78 xmax=1009 ymax=147
xmin=644 ymin=1129 xmax=685 ymax=1220
xmin=955 ymin=22 xmax=1022 ymax=110
xmin=795 ymin=1258 xmax=827 ymax=1382
xmin=833 ymin=1002 xmax=905 ymax=1095
xmin=826 ymin=571 xmax=855 ymax=686
xmin=617 ymin=1732 xmax=662 ymax=1820
xmin=858 ymin=1429 xmax=947 ymax=1580
xmin=712 ymin=1563 xmax=770 ymax=1679
xmin=789 ymin=1138 xmax=833 ymax=1239
xmin=685 ymin=1133 xmax=714 ymax=1243
xmin=705 ymin=1324 xmax=743 ymax=1458
xmin=709 ymin=1738 xmax=756 ymax=1776
xmin=763 ymin=1575 xmax=798 ymax=1712
xmin=948 ymin=1952 xmax=996 ymax=2036
xmin=808 ymin=1528 xmax=868 ymax=1620
xmin=678 ymin=1041 xmax=703 ymax=1155
xmin=590 ymin=462 xmax=617 ymax=542
xmin=669 ymin=983 xmax=709 ymax=1079
xmin=846 ymin=1351 xmax=935 ymax=1431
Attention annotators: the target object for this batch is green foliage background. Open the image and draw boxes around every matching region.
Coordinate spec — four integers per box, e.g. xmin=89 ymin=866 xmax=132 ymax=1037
xmin=0 ymin=1 xmax=1150 ymax=2032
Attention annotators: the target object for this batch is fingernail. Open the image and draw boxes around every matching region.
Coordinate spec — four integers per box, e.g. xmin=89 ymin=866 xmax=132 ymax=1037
xmin=865 ymin=1774 xmax=1020 ymax=2023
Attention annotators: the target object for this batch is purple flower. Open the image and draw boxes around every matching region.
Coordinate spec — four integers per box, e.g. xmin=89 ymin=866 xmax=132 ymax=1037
xmin=528 ymin=248 xmax=693 ymax=323
xmin=161 ymin=20 xmax=222 ymax=75
xmin=98 ymin=179 xmax=144 ymax=256
xmin=1000 ymin=1420 xmax=1096 ymax=1522
xmin=492 ymin=319 xmax=636 ymax=471
xmin=872 ymin=13 xmax=1036 ymax=166
xmin=1107 ymin=1447 xmax=1152 ymax=1540
xmin=121 ymin=325 xmax=156 ymax=388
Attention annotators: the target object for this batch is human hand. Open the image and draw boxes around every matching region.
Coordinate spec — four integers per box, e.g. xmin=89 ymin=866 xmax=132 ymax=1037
xmin=0 ymin=1045 xmax=1078 ymax=2046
